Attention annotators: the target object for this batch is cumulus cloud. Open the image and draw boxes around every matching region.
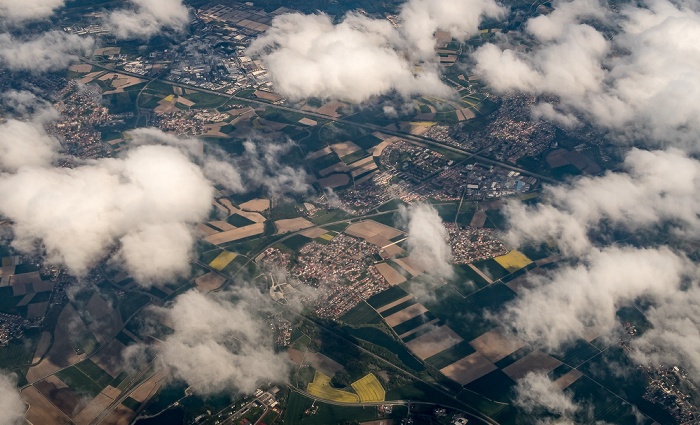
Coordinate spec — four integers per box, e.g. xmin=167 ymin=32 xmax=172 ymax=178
xmin=504 ymin=149 xmax=700 ymax=256
xmin=0 ymin=101 xmax=61 ymax=172
xmin=0 ymin=0 xmax=64 ymax=23
xmin=500 ymin=246 xmax=693 ymax=349
xmin=474 ymin=0 xmax=700 ymax=147
xmin=249 ymin=0 xmax=504 ymax=102
xmin=398 ymin=203 xmax=453 ymax=278
xmin=127 ymin=128 xmax=308 ymax=196
xmin=106 ymin=0 xmax=189 ymax=39
xmin=0 ymin=31 xmax=94 ymax=72
xmin=0 ymin=372 xmax=25 ymax=425
xmin=514 ymin=372 xmax=579 ymax=417
xmin=152 ymin=288 xmax=291 ymax=395
xmin=0 ymin=144 xmax=213 ymax=284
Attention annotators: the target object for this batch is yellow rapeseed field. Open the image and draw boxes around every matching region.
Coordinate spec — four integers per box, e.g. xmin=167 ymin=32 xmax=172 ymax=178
xmin=306 ymin=372 xmax=360 ymax=403
xmin=351 ymin=373 xmax=385 ymax=403
xmin=494 ymin=250 xmax=532 ymax=272
xmin=209 ymin=251 xmax=237 ymax=271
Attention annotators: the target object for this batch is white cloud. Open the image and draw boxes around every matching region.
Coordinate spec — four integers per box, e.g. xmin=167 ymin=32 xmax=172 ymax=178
xmin=154 ymin=289 xmax=292 ymax=395
xmin=514 ymin=372 xmax=579 ymax=417
xmin=399 ymin=203 xmax=453 ymax=278
xmin=0 ymin=0 xmax=64 ymax=23
xmin=0 ymin=144 xmax=213 ymax=284
xmin=500 ymin=246 xmax=692 ymax=349
xmin=249 ymin=0 xmax=504 ymax=102
xmin=106 ymin=0 xmax=189 ymax=39
xmin=0 ymin=372 xmax=25 ymax=425
xmin=0 ymin=31 xmax=94 ymax=72
xmin=474 ymin=0 xmax=700 ymax=147
xmin=0 ymin=110 xmax=61 ymax=172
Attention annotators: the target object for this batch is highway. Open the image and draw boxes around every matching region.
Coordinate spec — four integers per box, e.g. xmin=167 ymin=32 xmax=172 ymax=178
xmin=78 ymin=56 xmax=558 ymax=185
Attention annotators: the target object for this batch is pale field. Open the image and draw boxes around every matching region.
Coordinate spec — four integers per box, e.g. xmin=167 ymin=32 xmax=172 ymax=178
xmin=239 ymin=198 xmax=270 ymax=212
xmin=405 ymin=326 xmax=464 ymax=360
xmin=195 ymin=272 xmax=226 ymax=293
xmin=300 ymin=227 xmax=328 ymax=239
xmin=398 ymin=318 xmax=440 ymax=339
xmin=384 ymin=303 xmax=428 ymax=327
xmin=375 ymin=263 xmax=406 ymax=286
xmin=330 ymin=141 xmax=362 ymax=157
xmin=317 ymin=100 xmax=345 ymax=118
xmin=393 ymin=257 xmax=425 ymax=277
xmin=298 ymin=117 xmax=317 ymax=126
xmin=22 ymin=386 xmax=72 ymax=425
xmin=440 ymin=352 xmax=497 ymax=385
xmin=502 ymin=350 xmax=562 ymax=381
xmin=306 ymin=146 xmax=333 ymax=160
xmin=554 ymin=370 xmax=583 ymax=391
xmin=469 ymin=327 xmax=526 ymax=363
xmin=208 ymin=220 xmax=236 ymax=231
xmin=274 ymin=217 xmax=314 ymax=234
xmin=318 ymin=173 xmax=350 ymax=189
xmin=345 ymin=220 xmax=403 ymax=240
xmin=205 ymin=223 xmax=265 ymax=245
xmin=130 ymin=370 xmax=167 ymax=402
xmin=73 ymin=393 xmax=113 ymax=425
xmin=69 ymin=64 xmax=92 ymax=73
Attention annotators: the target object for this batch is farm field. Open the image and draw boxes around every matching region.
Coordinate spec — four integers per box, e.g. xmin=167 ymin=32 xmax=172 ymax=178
xmin=208 ymin=251 xmax=237 ymax=271
xmin=493 ymin=250 xmax=532 ymax=272
xmin=351 ymin=374 xmax=385 ymax=402
xmin=306 ymin=371 xmax=359 ymax=403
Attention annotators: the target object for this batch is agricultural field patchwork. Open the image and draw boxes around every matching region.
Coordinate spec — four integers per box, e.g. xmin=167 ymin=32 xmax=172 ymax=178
xmin=306 ymin=371 xmax=360 ymax=403
xmin=351 ymin=373 xmax=385 ymax=402
xmin=493 ymin=250 xmax=532 ymax=272
xmin=209 ymin=251 xmax=237 ymax=270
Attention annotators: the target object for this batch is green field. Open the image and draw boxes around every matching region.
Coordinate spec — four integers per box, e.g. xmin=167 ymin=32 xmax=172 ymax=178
xmin=367 ymin=286 xmax=409 ymax=309
xmin=226 ymin=213 xmax=256 ymax=227
xmin=75 ymin=359 xmax=114 ymax=387
xmin=339 ymin=301 xmax=382 ymax=326
xmin=284 ymin=391 xmax=381 ymax=425
xmin=424 ymin=341 xmax=477 ymax=370
xmin=343 ymin=326 xmax=424 ymax=372
xmin=56 ymin=366 xmax=104 ymax=398
xmin=467 ymin=283 xmax=517 ymax=311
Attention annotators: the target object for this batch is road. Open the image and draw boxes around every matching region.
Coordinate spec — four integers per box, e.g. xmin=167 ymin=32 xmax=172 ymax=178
xmin=78 ymin=56 xmax=558 ymax=185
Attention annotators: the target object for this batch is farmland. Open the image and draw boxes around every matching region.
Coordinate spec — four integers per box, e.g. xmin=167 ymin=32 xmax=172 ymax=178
xmin=306 ymin=371 xmax=360 ymax=403
xmin=208 ymin=250 xmax=237 ymax=270
xmin=493 ymin=250 xmax=532 ymax=272
xmin=351 ymin=373 xmax=385 ymax=402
